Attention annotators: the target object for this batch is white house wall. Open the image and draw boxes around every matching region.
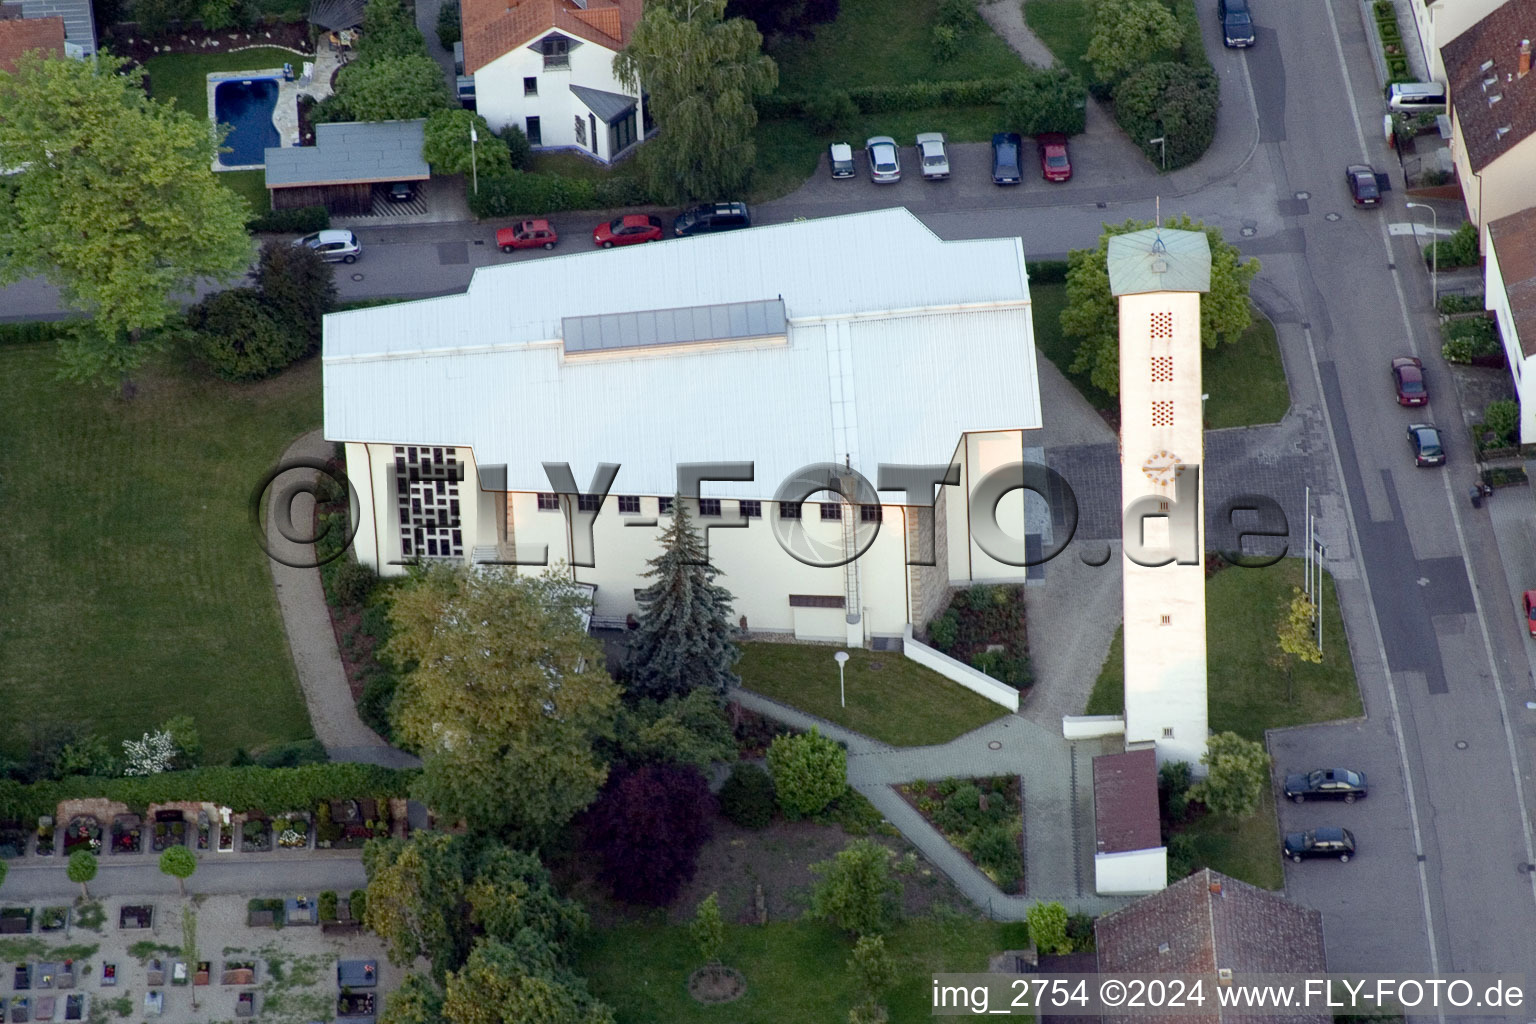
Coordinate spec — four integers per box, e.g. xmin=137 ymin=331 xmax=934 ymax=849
xmin=473 ymin=36 xmax=638 ymax=161
xmin=1451 ymin=125 xmax=1536 ymax=233
xmin=1094 ymin=847 xmax=1167 ymax=895
xmin=1484 ymin=231 xmax=1536 ymax=443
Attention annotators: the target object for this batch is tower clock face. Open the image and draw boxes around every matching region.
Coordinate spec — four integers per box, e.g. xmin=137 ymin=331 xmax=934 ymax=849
xmin=1142 ymin=449 xmax=1182 ymax=484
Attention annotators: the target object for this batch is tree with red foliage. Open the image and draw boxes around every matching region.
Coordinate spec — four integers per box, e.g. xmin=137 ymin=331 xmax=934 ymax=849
xmin=584 ymin=763 xmax=715 ymax=905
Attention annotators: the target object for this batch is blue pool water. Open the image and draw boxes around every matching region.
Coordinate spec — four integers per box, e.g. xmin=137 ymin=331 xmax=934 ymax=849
xmin=214 ymin=78 xmax=280 ymax=167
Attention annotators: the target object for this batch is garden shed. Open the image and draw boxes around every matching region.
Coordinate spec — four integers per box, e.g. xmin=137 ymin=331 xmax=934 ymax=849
xmin=264 ymin=119 xmax=428 ymax=214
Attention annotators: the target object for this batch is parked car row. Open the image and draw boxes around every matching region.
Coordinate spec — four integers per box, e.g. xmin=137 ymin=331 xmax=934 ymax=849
xmin=488 ymin=201 xmax=754 ymax=256
xmin=1282 ymin=767 xmax=1367 ymax=864
xmin=830 ymin=133 xmax=1072 ymax=185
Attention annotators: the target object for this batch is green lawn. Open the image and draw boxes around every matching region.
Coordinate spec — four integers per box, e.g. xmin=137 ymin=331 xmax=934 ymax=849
xmin=1082 ymin=559 xmax=1359 ymax=890
xmin=1029 ymin=282 xmax=1289 ymax=426
xmin=736 ymin=643 xmax=1009 ymax=747
xmin=1021 ymin=0 xmax=1096 ymax=89
xmin=0 ymin=343 xmax=321 ymax=761
xmin=143 ymin=48 xmax=302 ymax=119
xmin=577 ymin=917 xmax=1026 ymax=1023
xmin=219 ymin=169 xmax=272 ymax=217
xmin=770 ymin=0 xmax=1029 ymax=95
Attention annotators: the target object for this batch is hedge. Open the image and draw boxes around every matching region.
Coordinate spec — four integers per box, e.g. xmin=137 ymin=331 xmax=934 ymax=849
xmin=0 ymin=320 xmax=81 ymax=346
xmin=247 ymin=206 xmax=330 ymax=234
xmin=468 ymin=170 xmax=650 ymax=220
xmin=0 ymin=764 xmax=416 ymax=823
xmin=762 ymin=76 xmax=1020 ymax=119
xmin=1172 ymin=0 xmax=1211 ymax=72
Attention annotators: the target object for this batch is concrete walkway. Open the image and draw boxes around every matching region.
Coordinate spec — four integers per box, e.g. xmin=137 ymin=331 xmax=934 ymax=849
xmin=265 ymin=430 xmax=420 ymax=769
xmin=730 ymin=689 xmax=1133 ymax=919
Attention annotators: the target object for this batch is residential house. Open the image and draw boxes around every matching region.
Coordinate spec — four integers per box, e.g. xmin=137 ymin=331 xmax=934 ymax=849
xmin=1408 ymin=0 xmax=1506 ymax=81
xmin=1441 ymin=1 xmax=1536 ymax=233
xmin=0 ymin=0 xmax=94 ymax=63
xmin=460 ymin=0 xmax=645 ymax=163
xmin=1095 ymin=868 xmax=1329 ymax=1024
xmin=1484 ymin=206 xmax=1536 ymax=441
xmin=321 ymin=208 xmax=1046 ymax=646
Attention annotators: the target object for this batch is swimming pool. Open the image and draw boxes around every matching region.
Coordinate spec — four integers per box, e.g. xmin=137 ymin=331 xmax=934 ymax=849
xmin=214 ymin=78 xmax=280 ymax=167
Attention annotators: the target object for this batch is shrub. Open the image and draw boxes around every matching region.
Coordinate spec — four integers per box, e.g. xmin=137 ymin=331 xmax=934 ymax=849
xmin=1114 ymin=62 xmax=1219 ymax=171
xmin=349 ymin=890 xmax=367 ymax=921
xmin=247 ymin=206 xmax=329 ymax=234
xmin=926 ymin=610 xmax=959 ymax=651
xmin=969 ymin=650 xmax=1031 ymax=688
xmin=185 ymin=288 xmax=303 ymax=382
xmin=500 ymin=124 xmax=532 ymax=170
xmin=965 ymin=585 xmax=993 ymax=611
xmin=1486 ymin=400 xmax=1520 ymax=444
xmin=931 ymin=24 xmax=959 ymax=63
xmin=358 ymin=669 xmax=399 ymax=743
xmin=805 ymin=89 xmax=859 ymax=133
xmin=332 ymin=560 xmax=378 ymax=608
xmin=808 ymin=839 xmax=900 ymax=935
xmin=1158 ymin=761 xmax=1193 ymax=822
xmin=1026 ymin=901 xmax=1069 ymax=954
xmin=933 ymin=783 xmax=986 ymax=833
xmin=968 ymin=822 xmax=1021 ymax=887
xmin=253 ymin=239 xmax=335 ymax=352
xmin=318 ymin=890 xmax=338 ymax=921
xmin=719 ymin=762 xmax=776 ymax=828
xmin=937 ymin=0 xmax=980 ymax=33
xmin=584 ymin=764 xmax=715 ymax=904
xmin=254 ymin=741 xmax=329 ymax=769
xmin=1166 ymin=832 xmax=1198 ymax=882
xmin=1003 ymin=67 xmax=1086 ymax=136
xmin=435 ymin=0 xmax=460 ymax=47
xmin=1066 ymin=912 xmax=1096 ymax=953
xmin=766 ymin=729 xmax=847 ymax=820
xmin=1377 ymin=19 xmax=1400 ymax=41
xmin=1442 ymin=317 xmax=1500 ymax=364
xmin=1426 ymin=221 xmax=1479 ymax=269
xmin=1171 ymin=0 xmax=1209 ymax=71
xmin=1438 ymin=293 xmax=1484 ymax=314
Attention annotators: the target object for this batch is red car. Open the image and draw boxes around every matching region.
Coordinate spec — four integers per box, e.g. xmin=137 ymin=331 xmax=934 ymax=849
xmin=1037 ymin=133 xmax=1072 ymax=182
xmin=1391 ymin=356 xmax=1428 ymax=406
xmin=593 ymin=214 xmax=664 ymax=248
xmin=1524 ymin=592 xmax=1536 ymax=636
xmin=497 ymin=219 xmax=558 ymax=252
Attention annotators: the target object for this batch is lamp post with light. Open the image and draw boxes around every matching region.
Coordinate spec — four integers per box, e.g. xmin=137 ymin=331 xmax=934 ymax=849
xmin=1406 ymin=202 xmax=1437 ymax=309
xmin=469 ymin=126 xmax=479 ymax=195
xmin=834 ymin=651 xmax=849 ymax=709
xmin=1148 ymin=136 xmax=1166 ymax=171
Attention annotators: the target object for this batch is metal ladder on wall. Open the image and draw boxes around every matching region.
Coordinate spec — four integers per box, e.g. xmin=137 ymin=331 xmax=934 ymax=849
xmin=839 ymin=466 xmax=861 ymax=643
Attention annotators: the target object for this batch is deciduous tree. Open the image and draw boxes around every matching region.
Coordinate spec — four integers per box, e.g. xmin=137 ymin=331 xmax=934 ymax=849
xmin=0 ymin=53 xmax=251 ymax=387
xmin=808 ymin=839 xmax=899 ymax=936
xmin=385 ymin=565 xmax=619 ymax=841
xmin=1190 ymin=732 xmax=1269 ymax=819
xmin=614 ymin=0 xmax=778 ymax=203
xmin=334 ymin=54 xmax=452 ymax=122
xmin=1085 ymin=0 xmax=1182 ymax=83
xmin=1271 ymin=587 xmax=1321 ymax=704
xmin=1001 ymin=67 xmax=1086 ymax=137
xmin=1062 ymin=215 xmax=1259 ymax=395
xmin=253 ymin=240 xmax=336 ymax=352
xmin=627 ymin=495 xmax=742 ymax=701
xmin=442 ymin=939 xmax=615 ymax=1024
xmin=608 ymin=688 xmax=737 ymax=770
xmin=159 ymin=845 xmax=197 ymax=896
xmin=690 ymin=893 xmax=725 ymax=965
xmin=847 ymin=933 xmax=896 ymax=1002
xmin=1112 ymin=62 xmax=1220 ymax=171
xmin=379 ymin=973 xmax=443 ymax=1024
xmin=766 ymin=728 xmax=846 ymax=819
xmin=423 ymin=108 xmax=511 ymax=178
xmin=66 ymin=849 xmax=96 ymax=898
xmin=583 ymin=763 xmax=715 ymax=905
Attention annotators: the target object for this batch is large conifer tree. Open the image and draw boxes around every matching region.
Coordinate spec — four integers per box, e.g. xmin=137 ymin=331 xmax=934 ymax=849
xmin=627 ymin=494 xmax=741 ymax=701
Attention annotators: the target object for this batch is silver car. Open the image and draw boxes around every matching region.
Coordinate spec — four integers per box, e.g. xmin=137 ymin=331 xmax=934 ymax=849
xmin=915 ymin=132 xmax=949 ymax=179
xmin=865 ymin=136 xmax=901 ymax=183
xmin=296 ymin=229 xmax=360 ymax=264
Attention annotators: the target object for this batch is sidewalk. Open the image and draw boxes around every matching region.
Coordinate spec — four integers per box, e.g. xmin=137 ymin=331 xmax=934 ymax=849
xmin=730 ymin=689 xmax=1134 ymax=919
xmin=265 ymin=430 xmax=420 ymax=769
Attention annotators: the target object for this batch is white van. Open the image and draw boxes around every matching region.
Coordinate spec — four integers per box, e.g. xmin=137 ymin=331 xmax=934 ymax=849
xmin=1386 ymin=82 xmax=1447 ymax=113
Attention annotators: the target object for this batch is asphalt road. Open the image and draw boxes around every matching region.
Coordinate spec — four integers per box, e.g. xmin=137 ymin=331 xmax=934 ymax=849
xmin=6 ymin=0 xmax=1536 ymax=997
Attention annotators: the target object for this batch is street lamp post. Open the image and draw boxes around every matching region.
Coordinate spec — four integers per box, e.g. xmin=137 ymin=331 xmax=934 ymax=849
xmin=834 ymin=651 xmax=849 ymax=709
xmin=469 ymin=126 xmax=479 ymax=195
xmin=1406 ymin=202 xmax=1437 ymax=309
xmin=1149 ymin=136 xmax=1166 ymax=171
xmin=1201 ymin=392 xmax=1210 ymax=426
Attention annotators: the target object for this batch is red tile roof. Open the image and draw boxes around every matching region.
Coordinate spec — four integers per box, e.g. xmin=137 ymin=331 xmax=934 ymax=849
xmin=462 ymin=0 xmax=642 ymax=76
xmin=1488 ymin=207 xmax=1536 ymax=358
xmin=1442 ymin=0 xmax=1536 ymax=172
xmin=0 ymin=15 xmax=64 ymax=73
xmin=1093 ymin=748 xmax=1160 ymax=854
xmin=1095 ymin=869 xmax=1328 ymax=1024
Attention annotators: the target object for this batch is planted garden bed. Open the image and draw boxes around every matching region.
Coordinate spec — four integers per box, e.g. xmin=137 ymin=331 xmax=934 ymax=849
xmin=337 ymin=992 xmax=375 ymax=1018
xmin=62 ymin=818 xmax=100 ymax=856
xmin=273 ymin=813 xmax=311 ymax=850
xmin=897 ymin=775 xmax=1024 ymax=892
xmin=39 ymin=907 xmax=68 ymax=932
xmin=239 ymin=817 xmax=270 ymax=853
xmin=1484 ymin=466 xmax=1529 ymax=488
xmin=196 ymin=812 xmax=212 ymax=851
xmin=110 ymin=815 xmax=142 ymax=855
xmin=924 ymin=584 xmax=1032 ymax=690
xmin=34 ymin=820 xmax=53 ymax=857
xmin=319 ymin=799 xmax=388 ymax=850
xmin=150 ymin=812 xmax=187 ymax=852
xmin=0 ymin=821 xmax=28 ymax=859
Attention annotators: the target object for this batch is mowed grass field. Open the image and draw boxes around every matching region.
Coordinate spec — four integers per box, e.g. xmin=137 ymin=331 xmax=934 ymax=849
xmin=0 ymin=343 xmax=321 ymax=760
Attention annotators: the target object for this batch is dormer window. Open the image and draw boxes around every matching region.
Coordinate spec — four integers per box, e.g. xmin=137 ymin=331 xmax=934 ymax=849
xmin=540 ymin=34 xmax=572 ymax=69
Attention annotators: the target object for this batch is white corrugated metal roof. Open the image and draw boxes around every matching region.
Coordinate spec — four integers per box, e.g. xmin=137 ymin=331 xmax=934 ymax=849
xmin=323 ymin=207 xmax=1042 ymax=498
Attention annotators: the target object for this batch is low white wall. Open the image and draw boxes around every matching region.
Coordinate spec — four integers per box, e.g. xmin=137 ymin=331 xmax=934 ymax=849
xmin=1094 ymin=847 xmax=1166 ymax=895
xmin=901 ymin=626 xmax=1019 ymax=712
xmin=1062 ymin=715 xmax=1127 ymax=740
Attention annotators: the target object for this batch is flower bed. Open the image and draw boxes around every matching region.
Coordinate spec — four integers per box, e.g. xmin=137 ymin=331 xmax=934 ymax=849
xmin=318 ymin=799 xmax=388 ymax=850
xmin=899 ymin=776 xmax=1023 ymax=892
xmin=196 ymin=812 xmax=211 ymax=851
xmin=273 ymin=813 xmax=310 ymax=850
xmin=1484 ymin=466 xmax=1529 ymax=488
xmin=151 ymin=815 xmax=188 ymax=852
xmin=111 ymin=816 xmax=142 ymax=855
xmin=62 ymin=818 xmax=101 ymax=856
xmin=240 ymin=817 xmax=270 ymax=852
xmin=39 ymin=907 xmax=69 ymax=932
xmin=337 ymin=992 xmax=375 ymax=1017
xmin=0 ymin=821 xmax=27 ymax=858
xmin=923 ymin=584 xmax=1032 ymax=690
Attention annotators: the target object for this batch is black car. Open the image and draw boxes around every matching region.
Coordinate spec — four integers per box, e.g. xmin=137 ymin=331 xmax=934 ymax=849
xmin=1218 ymin=0 xmax=1254 ymax=47
xmin=1407 ymin=423 xmax=1445 ymax=466
xmin=991 ymin=132 xmax=1022 ymax=185
xmin=1284 ymin=768 xmax=1368 ymax=804
xmin=1284 ymin=827 xmax=1355 ymax=862
xmin=673 ymin=202 xmax=751 ymax=237
xmin=388 ymin=182 xmax=416 ymax=203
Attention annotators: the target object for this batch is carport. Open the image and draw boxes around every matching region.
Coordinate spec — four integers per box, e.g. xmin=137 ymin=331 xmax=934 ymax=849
xmin=264 ymin=119 xmax=429 ymax=215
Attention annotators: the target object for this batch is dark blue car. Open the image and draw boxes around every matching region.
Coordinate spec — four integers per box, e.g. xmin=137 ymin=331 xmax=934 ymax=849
xmin=991 ymin=132 xmax=1022 ymax=185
